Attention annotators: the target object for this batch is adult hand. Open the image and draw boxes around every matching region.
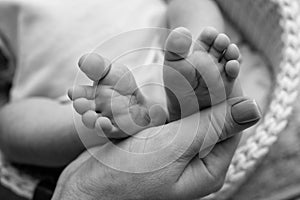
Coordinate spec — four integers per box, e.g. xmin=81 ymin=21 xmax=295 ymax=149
xmin=52 ymin=96 xmax=261 ymax=200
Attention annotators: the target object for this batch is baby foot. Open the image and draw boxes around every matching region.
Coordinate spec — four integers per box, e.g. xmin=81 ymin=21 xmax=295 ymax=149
xmin=69 ymin=53 xmax=167 ymax=138
xmin=164 ymin=27 xmax=241 ymax=121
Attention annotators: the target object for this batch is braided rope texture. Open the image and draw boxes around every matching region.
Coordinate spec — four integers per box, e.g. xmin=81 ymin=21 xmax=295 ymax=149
xmin=0 ymin=152 xmax=37 ymax=199
xmin=203 ymin=0 xmax=300 ymax=199
xmin=0 ymin=0 xmax=300 ymax=199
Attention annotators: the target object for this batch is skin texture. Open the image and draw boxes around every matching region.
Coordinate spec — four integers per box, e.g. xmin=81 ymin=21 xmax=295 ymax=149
xmin=0 ymin=98 xmax=85 ymax=166
xmin=71 ymin=27 xmax=240 ymax=135
xmin=71 ymin=0 xmax=238 ymax=138
xmin=164 ymin=27 xmax=240 ymax=121
xmin=70 ymin=54 xmax=167 ymax=139
xmin=53 ymin=96 xmax=261 ymax=200
xmin=0 ymin=1 xmax=262 ymax=199
xmin=0 ymin=0 xmax=228 ymax=167
xmin=54 ymin=1 xmax=255 ymax=198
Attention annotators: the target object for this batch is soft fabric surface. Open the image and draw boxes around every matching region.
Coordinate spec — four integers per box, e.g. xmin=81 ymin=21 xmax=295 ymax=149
xmin=232 ymin=92 xmax=300 ymax=199
xmin=226 ymin=17 xmax=300 ymax=200
xmin=225 ymin=19 xmax=273 ymax=144
xmin=0 ymin=0 xmax=166 ymax=101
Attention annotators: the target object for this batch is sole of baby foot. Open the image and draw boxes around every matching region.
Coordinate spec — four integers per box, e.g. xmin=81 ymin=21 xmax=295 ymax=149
xmin=71 ymin=53 xmax=167 ymax=138
xmin=163 ymin=27 xmax=241 ymax=122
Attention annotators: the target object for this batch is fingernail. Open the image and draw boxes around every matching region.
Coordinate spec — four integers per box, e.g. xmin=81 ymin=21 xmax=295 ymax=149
xmin=232 ymin=99 xmax=262 ymax=125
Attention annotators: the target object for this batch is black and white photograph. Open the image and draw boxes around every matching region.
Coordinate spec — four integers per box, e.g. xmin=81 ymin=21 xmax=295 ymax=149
xmin=0 ymin=0 xmax=299 ymax=199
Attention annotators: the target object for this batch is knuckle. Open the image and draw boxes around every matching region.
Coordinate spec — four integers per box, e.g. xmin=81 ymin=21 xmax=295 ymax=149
xmin=206 ymin=168 xmax=226 ymax=194
xmin=213 ymin=178 xmax=225 ymax=192
xmin=210 ymin=175 xmax=226 ymax=193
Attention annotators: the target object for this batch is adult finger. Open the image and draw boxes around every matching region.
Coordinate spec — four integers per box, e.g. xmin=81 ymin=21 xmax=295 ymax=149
xmin=177 ymin=97 xmax=261 ymax=162
xmin=174 ymin=134 xmax=241 ymax=199
xmin=90 ymin=97 xmax=260 ymax=174
xmin=173 ymin=97 xmax=261 ymax=198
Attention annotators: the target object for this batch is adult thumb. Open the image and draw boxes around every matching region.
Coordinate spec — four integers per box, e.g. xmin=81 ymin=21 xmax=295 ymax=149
xmin=181 ymin=97 xmax=262 ymax=159
xmin=172 ymin=98 xmax=261 ymax=199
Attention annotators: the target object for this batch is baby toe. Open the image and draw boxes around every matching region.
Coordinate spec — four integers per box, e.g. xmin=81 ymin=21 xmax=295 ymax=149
xmin=73 ymin=98 xmax=96 ymax=115
xmin=149 ymin=104 xmax=167 ymax=126
xmin=165 ymin=27 xmax=192 ymax=61
xmin=79 ymin=53 xmax=111 ymax=82
xmin=223 ymin=44 xmax=240 ymax=61
xmin=96 ymin=117 xmax=129 ymax=139
xmin=68 ymin=85 xmax=96 ymax=100
xmin=195 ymin=27 xmax=218 ymax=52
xmin=95 ymin=117 xmax=113 ymax=132
xmin=101 ymin=63 xmax=138 ymax=96
xmin=225 ymin=60 xmax=240 ymax=79
xmin=82 ymin=110 xmax=99 ymax=129
xmin=210 ymin=33 xmax=230 ymax=61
